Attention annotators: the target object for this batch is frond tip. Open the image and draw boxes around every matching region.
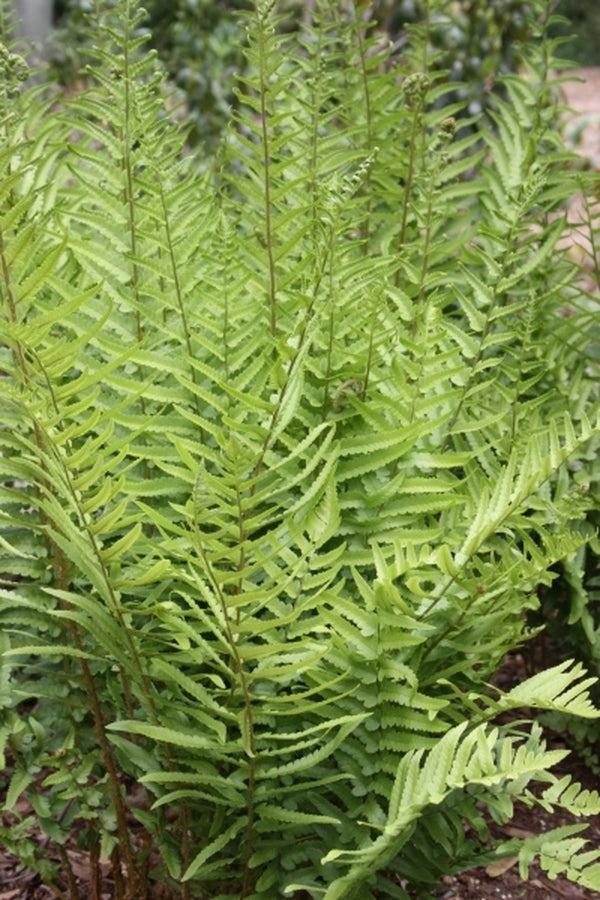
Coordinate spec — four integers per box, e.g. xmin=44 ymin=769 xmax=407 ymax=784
xmin=501 ymin=660 xmax=600 ymax=719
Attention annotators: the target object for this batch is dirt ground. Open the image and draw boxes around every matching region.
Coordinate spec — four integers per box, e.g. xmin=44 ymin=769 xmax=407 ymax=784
xmin=1 ymin=69 xmax=600 ymax=900
xmin=562 ymin=68 xmax=600 ymax=168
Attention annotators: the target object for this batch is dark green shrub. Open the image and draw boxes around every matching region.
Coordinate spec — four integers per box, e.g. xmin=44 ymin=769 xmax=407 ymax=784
xmin=141 ymin=0 xmax=251 ymax=147
xmin=49 ymin=0 xmax=251 ymax=148
xmin=381 ymin=0 xmax=553 ymax=124
xmin=550 ymin=0 xmax=600 ymax=65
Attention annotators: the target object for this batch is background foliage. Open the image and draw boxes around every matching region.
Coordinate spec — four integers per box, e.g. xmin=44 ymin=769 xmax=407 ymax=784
xmin=550 ymin=0 xmax=600 ymax=66
xmin=47 ymin=0 xmax=600 ymax=148
xmin=50 ymin=0 xmax=251 ymax=146
xmin=1 ymin=0 xmax=600 ymax=898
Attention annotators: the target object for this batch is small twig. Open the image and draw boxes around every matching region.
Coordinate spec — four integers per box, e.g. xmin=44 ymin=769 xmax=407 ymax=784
xmin=56 ymin=844 xmax=81 ymax=900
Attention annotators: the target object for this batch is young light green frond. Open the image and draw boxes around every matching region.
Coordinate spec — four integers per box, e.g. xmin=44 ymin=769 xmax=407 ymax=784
xmin=501 ymin=660 xmax=599 ymax=718
xmin=320 ymin=721 xmax=578 ymax=898
xmin=496 ymin=825 xmax=600 ymax=891
xmin=538 ymin=775 xmax=600 ymax=817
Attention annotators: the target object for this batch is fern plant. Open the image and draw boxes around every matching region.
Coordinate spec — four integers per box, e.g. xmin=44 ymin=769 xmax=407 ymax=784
xmin=1 ymin=1 xmax=600 ymax=899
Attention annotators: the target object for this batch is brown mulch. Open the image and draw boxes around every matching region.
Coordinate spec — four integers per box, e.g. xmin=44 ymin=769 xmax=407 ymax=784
xmin=0 ymin=848 xmax=108 ymax=900
xmin=432 ymin=787 xmax=600 ymax=900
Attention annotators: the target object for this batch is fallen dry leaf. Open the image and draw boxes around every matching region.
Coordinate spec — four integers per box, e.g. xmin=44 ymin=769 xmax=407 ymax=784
xmin=500 ymin=825 xmax=537 ymax=839
xmin=485 ymin=856 xmax=520 ymax=877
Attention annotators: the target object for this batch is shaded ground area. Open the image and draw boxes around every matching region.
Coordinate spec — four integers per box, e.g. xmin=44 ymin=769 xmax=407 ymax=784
xmin=431 ymin=764 xmax=600 ymax=900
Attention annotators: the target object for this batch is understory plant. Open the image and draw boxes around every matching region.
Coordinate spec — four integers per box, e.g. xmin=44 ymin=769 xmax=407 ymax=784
xmin=1 ymin=1 xmax=600 ymax=898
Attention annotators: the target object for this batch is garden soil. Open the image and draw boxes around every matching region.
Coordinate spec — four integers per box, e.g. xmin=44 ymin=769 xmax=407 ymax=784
xmin=1 ymin=69 xmax=600 ymax=900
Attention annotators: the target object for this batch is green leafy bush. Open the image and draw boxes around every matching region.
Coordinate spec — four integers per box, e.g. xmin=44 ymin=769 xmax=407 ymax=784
xmin=50 ymin=0 xmax=251 ymax=148
xmin=550 ymin=0 xmax=600 ymax=66
xmin=1 ymin=1 xmax=600 ymax=898
xmin=145 ymin=0 xmax=251 ymax=147
xmin=381 ymin=0 xmax=543 ymax=118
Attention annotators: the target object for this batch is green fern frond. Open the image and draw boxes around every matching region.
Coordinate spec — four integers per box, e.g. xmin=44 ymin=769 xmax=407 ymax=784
xmin=1 ymin=2 xmax=599 ymax=898
xmin=501 ymin=660 xmax=599 ymax=718
xmin=319 ymin=719 xmax=576 ymax=899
